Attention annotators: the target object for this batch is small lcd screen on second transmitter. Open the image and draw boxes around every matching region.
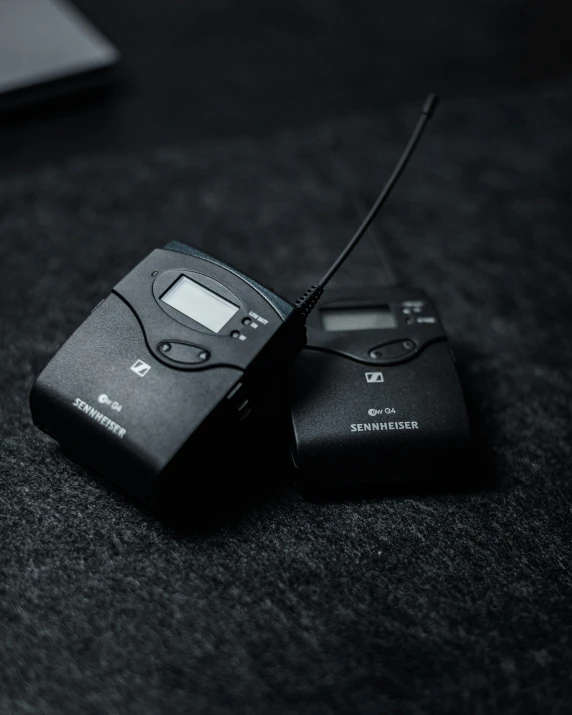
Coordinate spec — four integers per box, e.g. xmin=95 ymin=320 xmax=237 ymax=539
xmin=321 ymin=306 xmax=397 ymax=331
xmin=161 ymin=276 xmax=239 ymax=333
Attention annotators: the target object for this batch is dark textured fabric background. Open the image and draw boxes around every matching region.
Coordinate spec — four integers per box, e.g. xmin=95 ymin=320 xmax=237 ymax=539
xmin=1 ymin=82 xmax=572 ymax=713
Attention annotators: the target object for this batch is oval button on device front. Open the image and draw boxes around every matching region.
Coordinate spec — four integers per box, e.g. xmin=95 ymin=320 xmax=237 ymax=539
xmin=157 ymin=342 xmax=210 ymax=364
xmin=369 ymin=339 xmax=416 ymax=361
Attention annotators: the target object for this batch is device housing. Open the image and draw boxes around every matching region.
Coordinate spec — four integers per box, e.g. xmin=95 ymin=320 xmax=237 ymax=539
xmin=289 ymin=287 xmax=471 ymax=490
xmin=30 ymin=242 xmax=305 ymax=504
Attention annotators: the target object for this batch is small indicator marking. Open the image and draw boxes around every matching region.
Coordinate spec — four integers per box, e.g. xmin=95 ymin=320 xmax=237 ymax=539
xmin=365 ymin=372 xmax=384 ymax=383
xmin=131 ymin=359 xmax=151 ymax=377
xmin=249 ymin=310 xmax=268 ymax=325
xmin=98 ymin=394 xmax=122 ymax=412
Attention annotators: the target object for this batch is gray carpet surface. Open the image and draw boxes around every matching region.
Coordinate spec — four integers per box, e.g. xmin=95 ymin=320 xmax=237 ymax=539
xmin=1 ymin=82 xmax=572 ymax=714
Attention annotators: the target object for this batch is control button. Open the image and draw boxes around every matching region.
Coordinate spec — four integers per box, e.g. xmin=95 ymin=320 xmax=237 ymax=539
xmin=237 ymin=398 xmax=252 ymax=420
xmin=225 ymin=383 xmax=252 ymax=419
xmin=226 ymin=382 xmax=244 ymax=401
xmin=157 ymin=342 xmax=210 ymax=364
xmin=369 ymin=339 xmax=416 ymax=362
xmin=242 ymin=317 xmax=252 ymax=326
xmin=231 ymin=330 xmax=240 ymax=338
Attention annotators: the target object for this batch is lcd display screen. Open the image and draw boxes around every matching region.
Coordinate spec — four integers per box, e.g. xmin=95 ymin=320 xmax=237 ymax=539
xmin=321 ymin=306 xmax=397 ymax=331
xmin=161 ymin=276 xmax=239 ymax=333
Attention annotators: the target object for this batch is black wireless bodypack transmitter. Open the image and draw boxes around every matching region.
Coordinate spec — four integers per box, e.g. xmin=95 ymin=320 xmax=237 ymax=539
xmin=290 ymin=288 xmax=471 ymax=491
xmin=289 ymin=118 xmax=471 ymax=491
xmin=31 ymin=243 xmax=306 ymax=503
xmin=31 ymin=95 xmax=441 ymax=505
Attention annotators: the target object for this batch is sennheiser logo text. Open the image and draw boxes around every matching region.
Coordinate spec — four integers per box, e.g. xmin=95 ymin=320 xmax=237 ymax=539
xmin=351 ymin=421 xmax=419 ymax=432
xmin=73 ymin=398 xmax=127 ymax=439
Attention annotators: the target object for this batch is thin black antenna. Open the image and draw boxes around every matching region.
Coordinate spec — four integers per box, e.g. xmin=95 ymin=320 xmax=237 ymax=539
xmin=323 ymin=135 xmax=398 ymax=287
xmin=296 ymin=93 xmax=439 ymax=318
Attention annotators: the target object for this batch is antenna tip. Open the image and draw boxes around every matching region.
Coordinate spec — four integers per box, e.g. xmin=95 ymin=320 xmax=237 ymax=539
xmin=422 ymin=93 xmax=440 ymax=118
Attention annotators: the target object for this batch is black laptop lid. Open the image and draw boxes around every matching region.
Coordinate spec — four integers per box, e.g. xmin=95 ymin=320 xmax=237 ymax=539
xmin=0 ymin=0 xmax=119 ymax=107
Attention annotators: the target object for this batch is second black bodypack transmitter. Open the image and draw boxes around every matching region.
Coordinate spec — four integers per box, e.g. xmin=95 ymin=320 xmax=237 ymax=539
xmin=289 ymin=120 xmax=471 ymax=490
xmin=290 ymin=288 xmax=471 ymax=490
xmin=30 ymin=95 xmax=442 ymax=505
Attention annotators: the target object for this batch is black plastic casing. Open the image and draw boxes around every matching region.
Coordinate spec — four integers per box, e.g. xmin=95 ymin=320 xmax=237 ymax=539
xmin=289 ymin=288 xmax=471 ymax=489
xmin=30 ymin=242 xmax=305 ymax=504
